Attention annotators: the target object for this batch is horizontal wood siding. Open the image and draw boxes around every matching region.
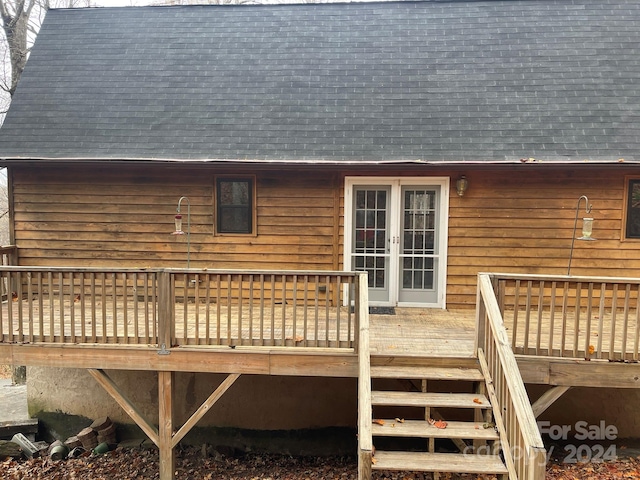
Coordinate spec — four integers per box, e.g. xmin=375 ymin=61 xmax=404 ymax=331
xmin=12 ymin=166 xmax=337 ymax=271
xmin=446 ymin=167 xmax=640 ymax=308
xmin=11 ymin=164 xmax=640 ymax=309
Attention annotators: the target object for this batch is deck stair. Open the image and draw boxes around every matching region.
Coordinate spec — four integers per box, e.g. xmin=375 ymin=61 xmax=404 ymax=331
xmin=366 ymin=363 xmax=508 ymax=478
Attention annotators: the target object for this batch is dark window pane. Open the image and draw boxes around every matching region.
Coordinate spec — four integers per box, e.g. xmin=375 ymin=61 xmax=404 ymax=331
xmin=424 ymin=271 xmax=434 ymax=289
xmin=220 ymin=208 xmax=249 ymax=233
xmin=403 ymin=271 xmax=412 ymax=288
xmin=366 ymin=191 xmax=376 ymax=209
xmin=366 ymin=211 xmax=375 ymax=228
xmin=217 ymin=179 xmax=253 ymax=234
xmin=627 ymin=180 xmax=640 ymax=238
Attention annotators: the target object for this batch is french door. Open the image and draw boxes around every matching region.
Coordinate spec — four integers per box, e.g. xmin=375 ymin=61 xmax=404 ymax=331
xmin=344 ymin=177 xmax=449 ymax=308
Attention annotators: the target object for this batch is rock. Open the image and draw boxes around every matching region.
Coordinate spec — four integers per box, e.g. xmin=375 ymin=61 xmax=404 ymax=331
xmin=77 ymin=427 xmax=98 ymax=450
xmin=89 ymin=417 xmax=112 ymax=431
xmin=64 ymin=436 xmax=82 ymax=449
xmin=0 ymin=440 xmax=23 ymax=459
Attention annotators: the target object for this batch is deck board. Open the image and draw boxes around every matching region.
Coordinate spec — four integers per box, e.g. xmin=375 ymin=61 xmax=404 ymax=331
xmin=0 ymin=295 xmax=478 ymax=375
xmin=370 ymin=308 xmax=476 ymax=358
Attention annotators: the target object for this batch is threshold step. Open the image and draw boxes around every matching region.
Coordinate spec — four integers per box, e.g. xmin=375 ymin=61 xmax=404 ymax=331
xmin=371 ymin=366 xmax=484 ymax=382
xmin=372 ymin=450 xmax=507 ymax=475
xmin=372 ymin=391 xmax=491 ymax=409
xmin=372 ymin=419 xmax=498 ymax=440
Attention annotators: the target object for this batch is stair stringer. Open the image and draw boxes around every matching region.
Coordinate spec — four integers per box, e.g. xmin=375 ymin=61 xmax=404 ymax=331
xmin=359 ymin=356 xmax=509 ymax=480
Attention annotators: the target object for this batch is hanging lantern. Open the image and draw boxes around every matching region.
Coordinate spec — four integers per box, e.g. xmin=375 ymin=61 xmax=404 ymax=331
xmin=456 ymin=176 xmax=469 ymax=196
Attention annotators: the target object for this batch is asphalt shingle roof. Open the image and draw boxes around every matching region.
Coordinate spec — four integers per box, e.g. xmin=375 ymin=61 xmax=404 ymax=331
xmin=0 ymin=0 xmax=639 ymax=163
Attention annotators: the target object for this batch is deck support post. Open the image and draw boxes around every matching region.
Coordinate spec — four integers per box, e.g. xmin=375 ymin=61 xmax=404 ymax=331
xmin=532 ymin=386 xmax=571 ymax=418
xmin=157 ymin=271 xmax=174 ymax=351
xmin=89 ymin=369 xmax=241 ymax=480
xmin=158 ymin=371 xmax=175 ymax=480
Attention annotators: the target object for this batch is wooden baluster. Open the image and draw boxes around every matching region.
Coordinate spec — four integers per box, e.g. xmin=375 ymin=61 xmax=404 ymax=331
xmin=621 ymin=284 xmax=631 ymax=359
xmin=205 ymin=273 xmax=211 ymax=345
xmin=609 ymin=284 xmax=618 ymax=360
xmin=573 ymin=282 xmax=582 ymax=358
xmin=561 ymin=282 xmax=569 ymax=357
xmin=512 ymin=280 xmax=520 ymax=350
xmin=523 ymin=280 xmax=532 ymax=354
xmin=548 ymin=282 xmax=557 ymax=356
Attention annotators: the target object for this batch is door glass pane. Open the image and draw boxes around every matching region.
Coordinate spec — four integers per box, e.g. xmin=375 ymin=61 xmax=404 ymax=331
xmin=401 ymin=188 xmax=437 ymax=292
xmin=353 ymin=188 xmax=388 ymax=290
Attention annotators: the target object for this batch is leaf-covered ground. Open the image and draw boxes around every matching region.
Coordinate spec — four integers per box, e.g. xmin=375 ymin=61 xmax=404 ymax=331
xmin=0 ymin=364 xmax=11 ymax=380
xmin=2 ymin=448 xmax=640 ymax=480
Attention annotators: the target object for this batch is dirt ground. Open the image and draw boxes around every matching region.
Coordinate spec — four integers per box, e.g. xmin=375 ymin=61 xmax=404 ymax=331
xmin=1 ymin=447 xmax=640 ymax=480
xmin=1 ymin=363 xmax=639 ymax=479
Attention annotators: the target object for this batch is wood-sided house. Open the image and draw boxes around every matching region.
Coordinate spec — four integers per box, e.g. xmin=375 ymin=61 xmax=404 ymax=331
xmin=1 ymin=0 xmax=640 ymax=466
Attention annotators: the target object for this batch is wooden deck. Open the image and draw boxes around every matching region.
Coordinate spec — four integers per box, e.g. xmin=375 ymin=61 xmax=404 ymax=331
xmin=0 ymin=296 xmax=477 ymax=374
xmin=9 ymin=268 xmax=639 ymax=480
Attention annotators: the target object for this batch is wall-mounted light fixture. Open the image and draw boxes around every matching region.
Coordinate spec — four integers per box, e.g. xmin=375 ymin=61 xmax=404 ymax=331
xmin=456 ymin=176 xmax=469 ymax=197
xmin=567 ymin=195 xmax=596 ymax=275
xmin=172 ymin=196 xmax=191 ymax=268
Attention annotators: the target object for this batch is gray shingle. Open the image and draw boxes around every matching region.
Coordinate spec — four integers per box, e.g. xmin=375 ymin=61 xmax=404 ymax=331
xmin=0 ymin=0 xmax=639 ymax=163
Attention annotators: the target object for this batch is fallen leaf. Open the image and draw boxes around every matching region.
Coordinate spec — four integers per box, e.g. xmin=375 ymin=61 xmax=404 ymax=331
xmin=473 ymin=398 xmax=483 ymax=404
xmin=588 ymin=345 xmax=595 ymax=355
xmin=373 ymin=419 xmax=385 ymax=426
xmin=394 ymin=418 xmax=405 ymax=423
xmin=427 ymin=418 xmax=447 ymax=429
xmin=433 ymin=420 xmax=447 ymax=429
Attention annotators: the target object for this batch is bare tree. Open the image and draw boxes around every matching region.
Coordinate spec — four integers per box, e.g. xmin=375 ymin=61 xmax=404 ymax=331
xmin=149 ymin=0 xmax=259 ymax=5
xmin=0 ymin=0 xmax=91 ymax=116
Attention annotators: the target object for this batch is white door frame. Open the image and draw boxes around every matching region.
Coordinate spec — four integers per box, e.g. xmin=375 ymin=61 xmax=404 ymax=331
xmin=344 ymin=176 xmax=450 ymax=309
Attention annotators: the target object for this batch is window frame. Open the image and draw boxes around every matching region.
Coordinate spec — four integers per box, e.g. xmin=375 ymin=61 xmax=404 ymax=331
xmin=214 ymin=175 xmax=257 ymax=236
xmin=623 ymin=175 xmax=640 ymax=241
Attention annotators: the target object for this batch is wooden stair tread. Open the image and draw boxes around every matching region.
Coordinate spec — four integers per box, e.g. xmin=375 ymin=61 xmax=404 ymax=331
xmin=372 ymin=391 xmax=491 ymax=409
xmin=372 ymin=451 xmax=507 ymax=474
xmin=370 ymin=365 xmax=484 ymax=381
xmin=372 ymin=419 xmax=498 ymax=440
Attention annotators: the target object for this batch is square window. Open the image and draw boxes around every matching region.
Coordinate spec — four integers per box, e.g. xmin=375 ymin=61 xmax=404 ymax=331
xmin=216 ymin=178 xmax=254 ymax=234
xmin=626 ymin=179 xmax=640 ymax=239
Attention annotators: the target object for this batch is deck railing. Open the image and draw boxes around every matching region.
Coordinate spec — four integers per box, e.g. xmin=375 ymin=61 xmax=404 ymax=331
xmin=493 ymin=273 xmax=640 ymax=360
xmin=355 ymin=272 xmax=372 ymax=480
xmin=0 ymin=267 xmax=361 ymax=350
xmin=476 ymin=273 xmax=546 ymax=480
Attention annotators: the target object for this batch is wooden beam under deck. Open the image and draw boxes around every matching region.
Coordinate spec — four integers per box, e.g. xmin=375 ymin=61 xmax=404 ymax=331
xmin=0 ymin=343 xmax=358 ymax=377
xmin=518 ymin=355 xmax=640 ymax=388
